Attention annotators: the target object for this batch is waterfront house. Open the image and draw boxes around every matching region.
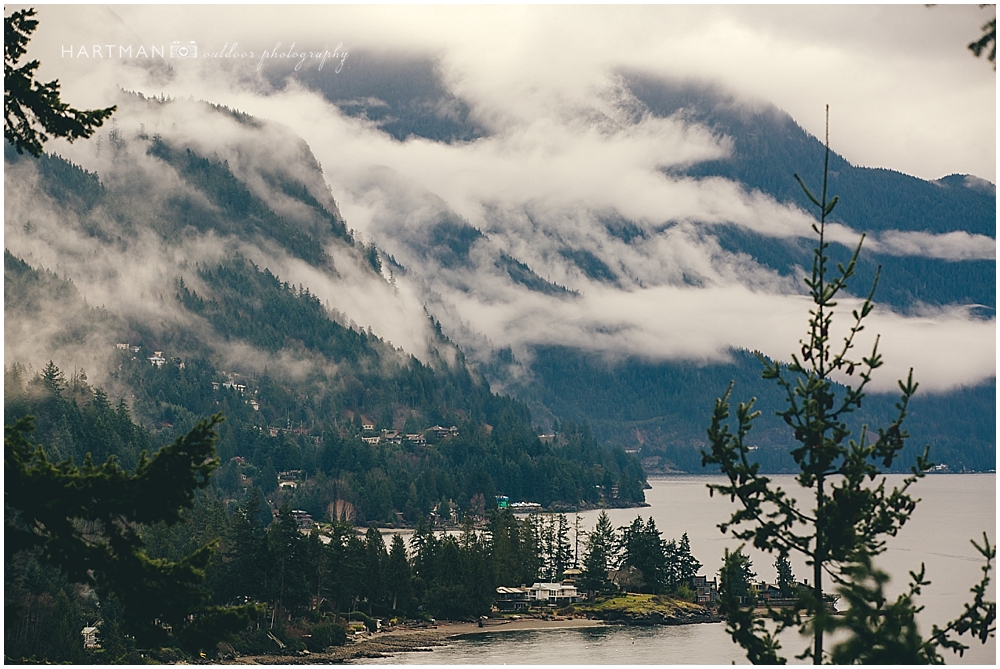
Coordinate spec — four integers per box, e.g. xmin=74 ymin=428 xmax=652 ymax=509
xmin=494 ymin=586 xmax=530 ymax=611
xmin=755 ymin=581 xmax=784 ymax=603
xmin=689 ymin=574 xmax=719 ymax=604
xmin=528 ymin=582 xmax=580 ymax=606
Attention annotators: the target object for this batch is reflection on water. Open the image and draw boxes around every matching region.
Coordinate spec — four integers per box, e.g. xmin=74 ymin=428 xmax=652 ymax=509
xmin=358 ymin=475 xmax=995 ymax=665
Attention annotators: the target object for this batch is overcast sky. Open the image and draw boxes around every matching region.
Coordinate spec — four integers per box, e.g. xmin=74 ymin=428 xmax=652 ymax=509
xmin=8 ymin=4 xmax=996 ymax=393
xmin=23 ymin=4 xmax=996 ymax=182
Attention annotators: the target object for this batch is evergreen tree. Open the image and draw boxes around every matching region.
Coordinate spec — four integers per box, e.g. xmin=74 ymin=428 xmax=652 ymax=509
xmin=719 ymin=548 xmax=756 ymax=605
xmin=553 ymin=514 xmax=573 ymax=581
xmin=676 ymin=533 xmax=701 ymax=584
xmin=540 ymin=514 xmax=556 ymax=581
xmin=775 ymin=553 xmax=796 ymax=598
xmin=216 ymin=488 xmax=270 ymax=605
xmin=517 ymin=514 xmax=543 ymax=585
xmin=362 ymin=526 xmax=387 ymax=613
xmin=968 ymin=16 xmax=996 ymax=68
xmin=579 ymin=510 xmax=617 ymax=594
xmin=409 ymin=518 xmax=438 ymax=584
xmin=267 ymin=505 xmax=310 ymax=620
xmin=318 ymin=520 xmax=357 ymax=616
xmin=386 ymin=534 xmax=413 ymax=613
xmin=488 ymin=509 xmax=522 ymax=586
xmin=702 ymin=108 xmax=995 ymax=663
xmin=96 ymin=596 xmax=132 ymax=664
xmin=4 ymin=9 xmax=116 ymax=156
xmin=620 ymin=516 xmax=668 ymax=594
xmin=49 ymin=588 xmax=85 ymax=664
xmin=5 ymin=414 xmax=258 ymax=654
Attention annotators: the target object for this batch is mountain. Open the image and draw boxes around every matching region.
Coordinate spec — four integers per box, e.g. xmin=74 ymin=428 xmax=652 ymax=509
xmin=3 ymin=92 xmax=648 ymax=525
xmin=5 ymin=71 xmax=994 ymax=481
xmin=271 ymin=65 xmax=995 ymax=472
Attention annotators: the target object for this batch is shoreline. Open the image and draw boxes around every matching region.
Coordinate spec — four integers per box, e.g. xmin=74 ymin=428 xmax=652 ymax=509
xmin=223 ymin=617 xmax=610 ymax=664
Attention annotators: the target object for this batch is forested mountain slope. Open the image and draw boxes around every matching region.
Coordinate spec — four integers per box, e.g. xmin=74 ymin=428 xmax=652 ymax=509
xmin=279 ymin=65 xmax=994 ymax=472
xmin=5 ymin=79 xmax=994 ymax=481
xmin=3 ymin=93 xmax=648 ymax=523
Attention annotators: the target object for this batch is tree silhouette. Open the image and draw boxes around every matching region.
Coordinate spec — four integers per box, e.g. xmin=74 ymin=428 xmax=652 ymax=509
xmin=5 ymin=414 xmax=259 ymax=654
xmin=969 ymin=16 xmax=996 ymax=68
xmin=703 ymin=108 xmax=995 ymax=663
xmin=4 ymin=8 xmax=116 ymax=156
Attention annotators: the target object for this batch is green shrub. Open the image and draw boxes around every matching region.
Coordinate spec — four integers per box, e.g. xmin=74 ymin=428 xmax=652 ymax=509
xmin=673 ymin=584 xmax=697 ymax=603
xmin=305 ymin=623 xmax=348 ymax=651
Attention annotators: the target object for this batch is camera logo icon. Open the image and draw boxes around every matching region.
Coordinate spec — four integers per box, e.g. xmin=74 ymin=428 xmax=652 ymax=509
xmin=170 ymin=41 xmax=198 ymax=59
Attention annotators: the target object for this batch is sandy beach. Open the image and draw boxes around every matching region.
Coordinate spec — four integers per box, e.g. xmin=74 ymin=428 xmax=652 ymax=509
xmin=226 ymin=617 xmax=606 ymax=664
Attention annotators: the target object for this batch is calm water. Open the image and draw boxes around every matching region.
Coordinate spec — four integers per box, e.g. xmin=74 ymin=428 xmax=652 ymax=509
xmin=361 ymin=474 xmax=995 ymax=664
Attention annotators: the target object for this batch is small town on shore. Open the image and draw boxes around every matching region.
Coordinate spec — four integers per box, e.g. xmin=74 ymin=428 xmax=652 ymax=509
xmin=75 ymin=486 xmax=822 ymax=664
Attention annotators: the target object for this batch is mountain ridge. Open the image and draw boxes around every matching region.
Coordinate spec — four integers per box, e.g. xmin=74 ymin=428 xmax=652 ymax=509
xmin=4 ymin=80 xmax=994 ymax=478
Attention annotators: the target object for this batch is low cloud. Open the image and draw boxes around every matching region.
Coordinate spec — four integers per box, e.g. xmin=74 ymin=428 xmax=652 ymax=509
xmin=871 ymin=230 xmax=996 ymax=261
xmin=7 ymin=6 xmax=994 ymax=395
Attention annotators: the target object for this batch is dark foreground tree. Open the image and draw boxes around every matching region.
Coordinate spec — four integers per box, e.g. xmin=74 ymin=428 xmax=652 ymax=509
xmin=703 ymin=108 xmax=995 ymax=664
xmin=5 ymin=414 xmax=259 ymax=655
xmin=4 ymin=8 xmax=116 ymax=156
xmin=969 ymin=16 xmax=996 ymax=68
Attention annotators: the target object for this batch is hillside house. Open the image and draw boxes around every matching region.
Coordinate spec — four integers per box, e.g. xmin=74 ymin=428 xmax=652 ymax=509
xmin=81 ymin=624 xmax=100 ymax=649
xmin=430 ymin=425 xmax=459 ymax=439
xmin=290 ymin=509 xmax=314 ymax=530
xmin=148 ymin=353 xmax=166 ymax=367
xmin=361 ymin=435 xmax=380 ymax=445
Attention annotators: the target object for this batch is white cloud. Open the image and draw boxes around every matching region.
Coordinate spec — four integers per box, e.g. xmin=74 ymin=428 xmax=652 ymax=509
xmin=871 ymin=230 xmax=996 ymax=262
xmin=8 ymin=4 xmax=994 ymax=395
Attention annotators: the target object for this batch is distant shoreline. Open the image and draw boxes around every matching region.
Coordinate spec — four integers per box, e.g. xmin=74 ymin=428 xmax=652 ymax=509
xmin=222 ymin=617 xmax=607 ymax=664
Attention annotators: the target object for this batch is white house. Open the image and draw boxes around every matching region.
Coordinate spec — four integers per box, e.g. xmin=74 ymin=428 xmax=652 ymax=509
xmin=528 ymin=582 xmax=580 ymax=606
